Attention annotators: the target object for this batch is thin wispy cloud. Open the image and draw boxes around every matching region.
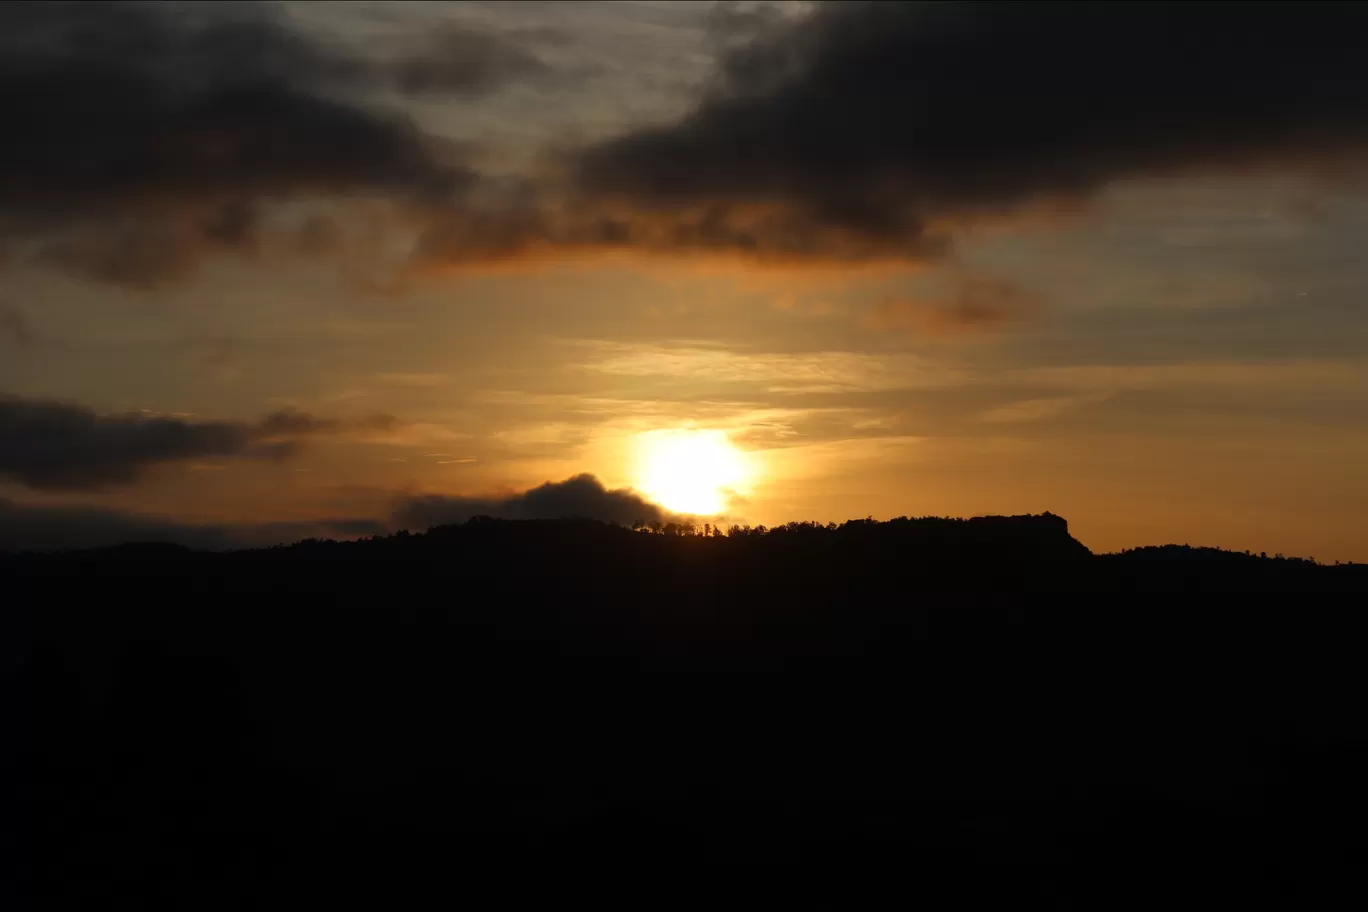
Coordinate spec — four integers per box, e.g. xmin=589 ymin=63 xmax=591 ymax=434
xmin=977 ymin=394 xmax=1112 ymax=425
xmin=571 ymin=340 xmax=966 ymax=393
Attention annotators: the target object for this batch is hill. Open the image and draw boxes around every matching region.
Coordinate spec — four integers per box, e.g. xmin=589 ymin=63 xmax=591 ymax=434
xmin=9 ymin=514 xmax=1368 ymax=906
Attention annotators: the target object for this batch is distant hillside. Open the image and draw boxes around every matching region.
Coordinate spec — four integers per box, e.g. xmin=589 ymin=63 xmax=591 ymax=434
xmin=6 ymin=513 xmax=1365 ymax=600
xmin=12 ymin=513 xmax=1368 ymax=906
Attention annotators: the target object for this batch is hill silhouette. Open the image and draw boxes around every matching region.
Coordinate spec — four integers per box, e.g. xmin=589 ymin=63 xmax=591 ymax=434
xmin=10 ymin=514 xmax=1368 ymax=906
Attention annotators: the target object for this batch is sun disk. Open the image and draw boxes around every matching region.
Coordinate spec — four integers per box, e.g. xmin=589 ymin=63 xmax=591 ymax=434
xmin=634 ymin=429 xmax=749 ymax=516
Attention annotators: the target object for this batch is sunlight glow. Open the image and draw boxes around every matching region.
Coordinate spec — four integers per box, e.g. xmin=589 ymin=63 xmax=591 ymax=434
xmin=634 ymin=429 xmax=750 ymax=516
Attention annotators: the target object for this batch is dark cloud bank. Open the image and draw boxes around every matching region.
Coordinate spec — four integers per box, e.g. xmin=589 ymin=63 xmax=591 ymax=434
xmin=6 ymin=2 xmax=1368 ymax=282
xmin=393 ymin=474 xmax=677 ymax=531
xmin=0 ymin=395 xmax=393 ymax=491
xmin=390 ymin=24 xmax=554 ymax=96
xmin=0 ymin=1 xmax=480 ymax=284
xmin=1 ymin=474 xmax=674 ymax=553
xmin=563 ymin=1 xmax=1368 ymax=263
xmin=424 ymin=2 xmax=1368 ymax=267
xmin=0 ymin=388 xmax=666 ymax=549
xmin=0 ymin=498 xmax=385 ymax=553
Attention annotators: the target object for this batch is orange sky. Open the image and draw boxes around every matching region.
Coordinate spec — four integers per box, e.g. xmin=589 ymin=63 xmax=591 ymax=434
xmin=2 ymin=3 xmax=1367 ymax=561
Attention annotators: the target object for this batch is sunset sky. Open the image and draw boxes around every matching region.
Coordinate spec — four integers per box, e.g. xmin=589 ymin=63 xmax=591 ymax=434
xmin=3 ymin=1 xmax=1368 ymax=560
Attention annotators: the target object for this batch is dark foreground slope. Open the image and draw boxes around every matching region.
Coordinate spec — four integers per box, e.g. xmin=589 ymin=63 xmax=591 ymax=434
xmin=9 ymin=515 xmax=1368 ymax=907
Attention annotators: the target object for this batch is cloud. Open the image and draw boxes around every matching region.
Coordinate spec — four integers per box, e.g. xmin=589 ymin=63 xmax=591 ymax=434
xmin=977 ymin=394 xmax=1111 ymax=425
xmin=0 ymin=396 xmax=398 ymax=490
xmin=388 ymin=24 xmax=552 ymax=95
xmin=705 ymin=1 xmax=794 ymax=51
xmin=410 ymin=188 xmax=954 ymax=270
xmin=15 ymin=3 xmax=1367 ymax=281
xmin=375 ymin=372 xmax=452 ymax=388
xmin=0 ymin=472 xmax=682 ymax=551
xmin=0 ymin=1 xmax=470 ymax=284
xmin=864 ymin=278 xmax=1039 ymax=336
xmin=1011 ymin=360 xmax=1368 ymax=394
xmin=393 ymin=473 xmax=675 ymax=529
xmin=257 ymin=408 xmax=399 ymax=437
xmin=0 ymin=304 xmax=31 ymax=349
xmin=0 ymin=497 xmax=386 ymax=552
xmin=573 ymin=340 xmax=960 ymax=393
xmin=558 ymin=2 xmax=1368 ymax=265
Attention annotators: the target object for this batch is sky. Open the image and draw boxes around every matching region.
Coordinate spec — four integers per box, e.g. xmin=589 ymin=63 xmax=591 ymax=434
xmin=3 ymin=1 xmax=1368 ymax=560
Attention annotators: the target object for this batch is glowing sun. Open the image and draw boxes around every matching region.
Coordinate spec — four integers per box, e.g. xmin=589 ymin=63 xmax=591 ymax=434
xmin=634 ymin=429 xmax=749 ymax=516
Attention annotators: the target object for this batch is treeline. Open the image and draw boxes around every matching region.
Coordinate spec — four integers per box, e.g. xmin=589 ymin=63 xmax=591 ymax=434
xmin=10 ymin=512 xmax=1359 ymax=597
